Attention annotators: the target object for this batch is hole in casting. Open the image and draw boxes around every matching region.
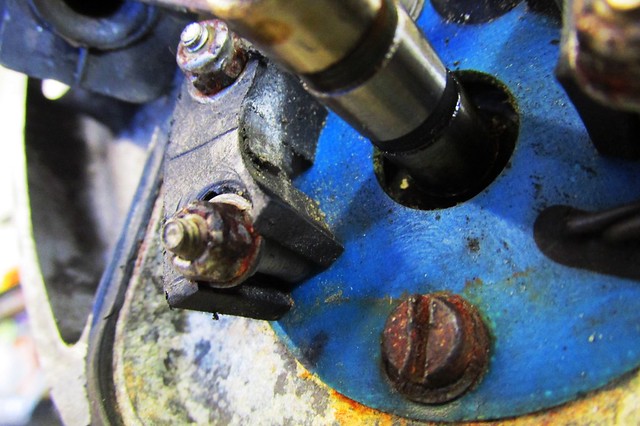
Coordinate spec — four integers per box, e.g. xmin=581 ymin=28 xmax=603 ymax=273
xmin=374 ymin=71 xmax=520 ymax=211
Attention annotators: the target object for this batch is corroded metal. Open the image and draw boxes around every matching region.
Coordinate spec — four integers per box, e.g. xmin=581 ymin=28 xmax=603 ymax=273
xmin=113 ymin=194 xmax=640 ymax=424
xmin=177 ymin=20 xmax=248 ymax=98
xmin=381 ymin=293 xmax=491 ymax=404
xmin=180 ymin=22 xmax=210 ymax=52
xmin=162 ymin=215 xmax=208 ymax=261
xmin=163 ymin=195 xmax=262 ymax=288
xmin=567 ymin=0 xmax=640 ymax=111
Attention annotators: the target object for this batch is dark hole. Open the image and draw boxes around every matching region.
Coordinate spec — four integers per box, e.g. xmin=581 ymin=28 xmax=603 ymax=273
xmin=63 ymin=0 xmax=125 ymax=18
xmin=196 ymin=180 xmax=249 ymax=203
xmin=431 ymin=0 xmax=522 ymax=24
xmin=374 ymin=71 xmax=520 ymax=211
xmin=526 ymin=0 xmax=562 ymax=22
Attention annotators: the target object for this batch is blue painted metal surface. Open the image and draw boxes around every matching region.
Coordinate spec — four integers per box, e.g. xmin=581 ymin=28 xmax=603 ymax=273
xmin=275 ymin=2 xmax=640 ymax=422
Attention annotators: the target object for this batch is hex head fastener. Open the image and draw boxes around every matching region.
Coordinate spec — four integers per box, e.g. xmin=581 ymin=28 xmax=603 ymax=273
xmin=176 ymin=20 xmax=248 ymax=98
xmin=381 ymin=293 xmax=491 ymax=404
xmin=162 ymin=194 xmax=263 ymax=288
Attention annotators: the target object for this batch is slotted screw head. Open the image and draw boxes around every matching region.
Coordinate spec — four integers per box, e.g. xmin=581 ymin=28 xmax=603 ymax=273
xmin=381 ymin=293 xmax=490 ymax=404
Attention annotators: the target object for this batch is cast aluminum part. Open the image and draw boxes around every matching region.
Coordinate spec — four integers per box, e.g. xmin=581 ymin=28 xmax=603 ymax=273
xmin=162 ymin=52 xmax=342 ymax=318
xmin=205 ymin=0 xmax=496 ymax=196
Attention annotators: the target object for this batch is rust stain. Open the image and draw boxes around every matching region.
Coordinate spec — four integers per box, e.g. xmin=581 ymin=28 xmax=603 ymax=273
xmin=476 ymin=370 xmax=640 ymax=425
xmin=329 ymin=390 xmax=404 ymax=426
xmin=324 ymin=289 xmax=345 ymax=304
xmin=291 ymin=315 xmax=640 ymax=425
xmin=511 ymin=268 xmax=533 ymax=280
xmin=327 ymin=369 xmax=640 ymax=425
xmin=464 ymin=277 xmax=484 ymax=292
xmin=297 ymin=368 xmax=313 ymax=381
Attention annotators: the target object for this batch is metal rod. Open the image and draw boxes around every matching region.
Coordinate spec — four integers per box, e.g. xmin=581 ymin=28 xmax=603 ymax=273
xmin=207 ymin=0 xmax=496 ymax=196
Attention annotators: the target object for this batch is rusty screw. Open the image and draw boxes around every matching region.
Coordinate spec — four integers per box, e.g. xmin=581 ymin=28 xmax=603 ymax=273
xmin=177 ymin=20 xmax=248 ymax=97
xmin=381 ymin=293 xmax=490 ymax=404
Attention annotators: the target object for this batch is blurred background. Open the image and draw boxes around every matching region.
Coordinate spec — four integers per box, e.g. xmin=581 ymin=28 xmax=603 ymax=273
xmin=0 ymin=66 xmax=71 ymax=426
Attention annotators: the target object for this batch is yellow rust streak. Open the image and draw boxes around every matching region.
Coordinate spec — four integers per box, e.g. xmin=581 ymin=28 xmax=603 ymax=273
xmin=294 ymin=353 xmax=640 ymax=425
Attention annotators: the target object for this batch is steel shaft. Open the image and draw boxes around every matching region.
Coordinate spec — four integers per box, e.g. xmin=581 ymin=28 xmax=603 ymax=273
xmin=206 ymin=0 xmax=497 ymax=196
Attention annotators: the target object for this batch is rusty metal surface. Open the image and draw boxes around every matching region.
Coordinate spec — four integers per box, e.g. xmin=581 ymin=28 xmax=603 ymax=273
xmin=163 ymin=199 xmax=262 ymax=287
xmin=381 ymin=293 xmax=490 ymax=405
xmin=112 ymin=187 xmax=640 ymax=425
xmin=177 ymin=20 xmax=248 ymax=98
xmin=565 ymin=0 xmax=640 ymax=112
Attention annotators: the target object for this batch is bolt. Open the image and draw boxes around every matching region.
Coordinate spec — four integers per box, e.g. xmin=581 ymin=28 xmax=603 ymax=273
xmin=381 ymin=293 xmax=490 ymax=404
xmin=162 ymin=215 xmax=207 ymax=261
xmin=177 ymin=20 xmax=248 ymax=97
xmin=180 ymin=22 xmax=209 ymax=52
xmin=162 ymin=195 xmax=262 ymax=288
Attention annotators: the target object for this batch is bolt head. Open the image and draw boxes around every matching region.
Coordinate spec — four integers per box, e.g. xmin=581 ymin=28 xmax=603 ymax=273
xmin=164 ymin=199 xmax=262 ymax=288
xmin=176 ymin=20 xmax=248 ymax=97
xmin=381 ymin=293 xmax=490 ymax=404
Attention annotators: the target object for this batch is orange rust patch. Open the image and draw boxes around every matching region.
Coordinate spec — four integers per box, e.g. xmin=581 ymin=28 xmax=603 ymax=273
xmin=297 ymin=368 xmax=313 ymax=381
xmin=329 ymin=390 xmax=403 ymax=426
xmin=297 ymin=352 xmax=640 ymax=424
xmin=511 ymin=268 xmax=533 ymax=280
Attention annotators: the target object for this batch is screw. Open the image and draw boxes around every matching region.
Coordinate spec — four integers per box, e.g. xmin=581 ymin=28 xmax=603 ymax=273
xmin=177 ymin=20 xmax=248 ymax=97
xmin=162 ymin=215 xmax=207 ymax=261
xmin=381 ymin=293 xmax=490 ymax=404
xmin=180 ymin=22 xmax=209 ymax=52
